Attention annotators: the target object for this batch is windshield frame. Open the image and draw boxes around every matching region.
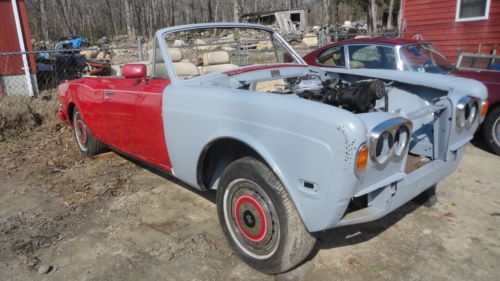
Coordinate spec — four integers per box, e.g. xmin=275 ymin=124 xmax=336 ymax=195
xmin=397 ymin=43 xmax=455 ymax=74
xmin=155 ymin=23 xmax=307 ymax=84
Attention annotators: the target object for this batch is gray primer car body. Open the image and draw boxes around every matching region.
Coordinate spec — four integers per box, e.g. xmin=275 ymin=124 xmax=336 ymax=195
xmin=154 ymin=23 xmax=487 ymax=232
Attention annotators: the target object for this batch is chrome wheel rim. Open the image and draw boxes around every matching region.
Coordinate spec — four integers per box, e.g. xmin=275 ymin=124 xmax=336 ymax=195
xmin=493 ymin=116 xmax=500 ymax=146
xmin=223 ymin=179 xmax=280 ymax=259
xmin=74 ymin=112 xmax=88 ymax=152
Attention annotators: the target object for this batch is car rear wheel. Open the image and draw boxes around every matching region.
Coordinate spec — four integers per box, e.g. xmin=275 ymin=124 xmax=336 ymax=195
xmin=482 ymin=106 xmax=500 ymax=155
xmin=216 ymin=157 xmax=316 ymax=274
xmin=73 ymin=109 xmax=107 ymax=157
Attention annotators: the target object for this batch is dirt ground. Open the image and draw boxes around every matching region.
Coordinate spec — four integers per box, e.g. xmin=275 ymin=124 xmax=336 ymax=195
xmin=0 ymin=92 xmax=499 ymax=281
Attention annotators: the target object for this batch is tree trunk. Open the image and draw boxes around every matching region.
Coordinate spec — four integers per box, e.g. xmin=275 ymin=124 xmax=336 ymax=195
xmin=398 ymin=0 xmax=403 ymax=33
xmin=207 ymin=0 xmax=213 ymax=22
xmin=387 ymin=0 xmax=395 ymax=30
xmin=39 ymin=0 xmax=49 ymax=40
xmin=322 ymin=0 xmax=330 ymax=26
xmin=147 ymin=0 xmax=154 ymax=37
xmin=170 ymin=0 xmax=175 ymax=26
xmin=124 ymin=0 xmax=136 ymax=41
xmin=215 ymin=0 xmax=220 ymax=22
xmin=335 ymin=2 xmax=340 ymax=25
xmin=56 ymin=0 xmax=75 ymax=36
xmin=106 ymin=0 xmax=119 ymax=36
xmin=233 ymin=0 xmax=240 ymax=22
xmin=368 ymin=0 xmax=377 ymax=35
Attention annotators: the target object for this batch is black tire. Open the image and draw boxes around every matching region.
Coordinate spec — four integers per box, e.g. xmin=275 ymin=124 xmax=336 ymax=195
xmin=482 ymin=106 xmax=500 ymax=155
xmin=72 ymin=108 xmax=107 ymax=157
xmin=216 ymin=157 xmax=316 ymax=274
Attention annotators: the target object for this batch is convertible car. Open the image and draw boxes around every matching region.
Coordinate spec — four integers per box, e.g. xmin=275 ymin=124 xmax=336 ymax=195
xmin=303 ymin=38 xmax=500 ymax=155
xmin=57 ymin=23 xmax=487 ymax=274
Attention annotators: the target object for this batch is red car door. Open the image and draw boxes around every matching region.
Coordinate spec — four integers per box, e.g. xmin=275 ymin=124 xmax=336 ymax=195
xmin=98 ymin=77 xmax=173 ymax=172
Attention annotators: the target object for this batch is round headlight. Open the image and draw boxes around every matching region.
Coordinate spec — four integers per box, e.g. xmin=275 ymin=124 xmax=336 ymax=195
xmin=456 ymin=96 xmax=480 ymax=129
xmin=369 ymin=117 xmax=412 ymax=168
xmin=373 ymin=131 xmax=393 ymax=165
xmin=393 ymin=125 xmax=410 ymax=158
xmin=466 ymin=100 xmax=478 ymax=126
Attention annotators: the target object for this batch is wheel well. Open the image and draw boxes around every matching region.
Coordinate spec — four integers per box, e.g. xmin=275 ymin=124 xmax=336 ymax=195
xmin=67 ymin=102 xmax=75 ymax=123
xmin=197 ymin=138 xmax=264 ymax=190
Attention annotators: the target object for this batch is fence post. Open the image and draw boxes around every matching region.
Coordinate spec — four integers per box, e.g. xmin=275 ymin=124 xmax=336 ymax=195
xmin=137 ymin=36 xmax=143 ymax=62
xmin=319 ymin=29 xmax=323 ymax=47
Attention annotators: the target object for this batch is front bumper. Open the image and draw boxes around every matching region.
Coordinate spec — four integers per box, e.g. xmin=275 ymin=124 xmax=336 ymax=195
xmin=334 ymin=146 xmax=464 ymax=227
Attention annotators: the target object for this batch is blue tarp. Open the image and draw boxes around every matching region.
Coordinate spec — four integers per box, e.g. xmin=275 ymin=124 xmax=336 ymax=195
xmin=70 ymin=37 xmax=83 ymax=49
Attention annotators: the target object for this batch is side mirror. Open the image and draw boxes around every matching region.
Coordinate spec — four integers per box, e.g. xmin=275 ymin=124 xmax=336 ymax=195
xmin=123 ymin=64 xmax=147 ymax=79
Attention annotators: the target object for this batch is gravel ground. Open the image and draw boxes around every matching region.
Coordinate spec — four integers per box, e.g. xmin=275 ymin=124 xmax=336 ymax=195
xmin=0 ymin=93 xmax=499 ymax=281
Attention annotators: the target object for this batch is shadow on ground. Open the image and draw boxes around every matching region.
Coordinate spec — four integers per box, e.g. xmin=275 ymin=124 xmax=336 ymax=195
xmin=117 ymin=147 xmax=436 ymax=270
xmin=313 ymin=201 xmax=421 ymax=250
xmin=115 ymin=150 xmax=217 ymax=203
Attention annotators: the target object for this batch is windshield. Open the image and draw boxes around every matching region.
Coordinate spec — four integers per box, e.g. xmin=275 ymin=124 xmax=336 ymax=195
xmin=399 ymin=44 xmax=454 ymax=74
xmin=162 ymin=27 xmax=302 ymax=79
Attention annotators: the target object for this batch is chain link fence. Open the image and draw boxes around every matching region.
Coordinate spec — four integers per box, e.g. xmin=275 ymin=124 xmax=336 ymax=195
xmin=0 ymin=45 xmax=141 ymax=98
xmin=0 ymin=30 xmax=400 ymax=97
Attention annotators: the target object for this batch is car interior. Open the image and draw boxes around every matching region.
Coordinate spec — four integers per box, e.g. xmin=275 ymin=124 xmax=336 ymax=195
xmin=317 ymin=46 xmax=346 ymax=67
xmin=112 ymin=48 xmax=239 ymax=80
xmin=347 ymin=45 xmax=397 ymax=70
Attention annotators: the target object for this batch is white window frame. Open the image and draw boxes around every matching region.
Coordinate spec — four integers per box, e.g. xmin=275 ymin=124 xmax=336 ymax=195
xmin=455 ymin=0 xmax=491 ymax=22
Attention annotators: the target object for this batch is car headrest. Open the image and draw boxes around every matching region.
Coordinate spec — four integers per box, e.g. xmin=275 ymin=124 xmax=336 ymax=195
xmin=203 ymin=51 xmax=230 ymax=65
xmin=167 ymin=48 xmax=183 ymax=62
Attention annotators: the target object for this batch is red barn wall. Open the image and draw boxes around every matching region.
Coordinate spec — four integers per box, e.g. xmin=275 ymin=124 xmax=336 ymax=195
xmin=0 ymin=0 xmax=35 ymax=75
xmin=402 ymin=0 xmax=500 ymax=63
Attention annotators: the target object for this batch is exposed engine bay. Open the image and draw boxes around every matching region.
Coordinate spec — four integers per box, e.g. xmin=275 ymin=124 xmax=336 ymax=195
xmin=243 ymin=74 xmax=390 ymax=113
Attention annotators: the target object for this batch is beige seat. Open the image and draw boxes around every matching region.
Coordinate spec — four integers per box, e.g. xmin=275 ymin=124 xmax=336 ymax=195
xmin=202 ymin=51 xmax=238 ymax=74
xmin=350 ymin=61 xmax=365 ymax=69
xmin=169 ymin=48 xmax=200 ymax=78
xmin=153 ymin=48 xmax=199 ymax=79
xmin=321 ymin=52 xmax=344 ymax=66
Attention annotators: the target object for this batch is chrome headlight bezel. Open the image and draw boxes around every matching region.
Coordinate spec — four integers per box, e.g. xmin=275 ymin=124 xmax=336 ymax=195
xmin=369 ymin=117 xmax=412 ymax=168
xmin=456 ymin=96 xmax=480 ymax=129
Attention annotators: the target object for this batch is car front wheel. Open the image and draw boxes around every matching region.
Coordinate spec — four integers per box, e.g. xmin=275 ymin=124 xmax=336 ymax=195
xmin=483 ymin=106 xmax=500 ymax=155
xmin=216 ymin=157 xmax=316 ymax=274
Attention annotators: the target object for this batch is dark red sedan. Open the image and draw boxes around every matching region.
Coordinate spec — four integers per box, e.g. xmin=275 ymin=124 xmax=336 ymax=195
xmin=304 ymin=38 xmax=500 ymax=155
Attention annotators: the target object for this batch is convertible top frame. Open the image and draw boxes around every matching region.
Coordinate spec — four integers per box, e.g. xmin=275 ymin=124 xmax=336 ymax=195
xmin=154 ymin=23 xmax=307 ymax=84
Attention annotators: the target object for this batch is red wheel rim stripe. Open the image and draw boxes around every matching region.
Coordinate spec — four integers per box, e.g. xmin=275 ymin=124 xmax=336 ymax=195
xmin=77 ymin=119 xmax=87 ymax=143
xmin=234 ymin=195 xmax=267 ymax=242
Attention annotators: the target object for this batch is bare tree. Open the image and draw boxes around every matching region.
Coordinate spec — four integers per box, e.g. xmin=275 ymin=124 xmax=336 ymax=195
xmin=368 ymin=0 xmax=378 ymax=34
xmin=25 ymin=0 xmax=401 ymax=42
xmin=124 ymin=0 xmax=136 ymax=40
xmin=322 ymin=0 xmax=330 ymax=26
xmin=387 ymin=0 xmax=395 ymax=29
xmin=397 ymin=0 xmax=403 ymax=32
xmin=56 ymin=0 xmax=75 ymax=36
xmin=39 ymin=0 xmax=49 ymax=40
xmin=233 ymin=0 xmax=242 ymax=22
